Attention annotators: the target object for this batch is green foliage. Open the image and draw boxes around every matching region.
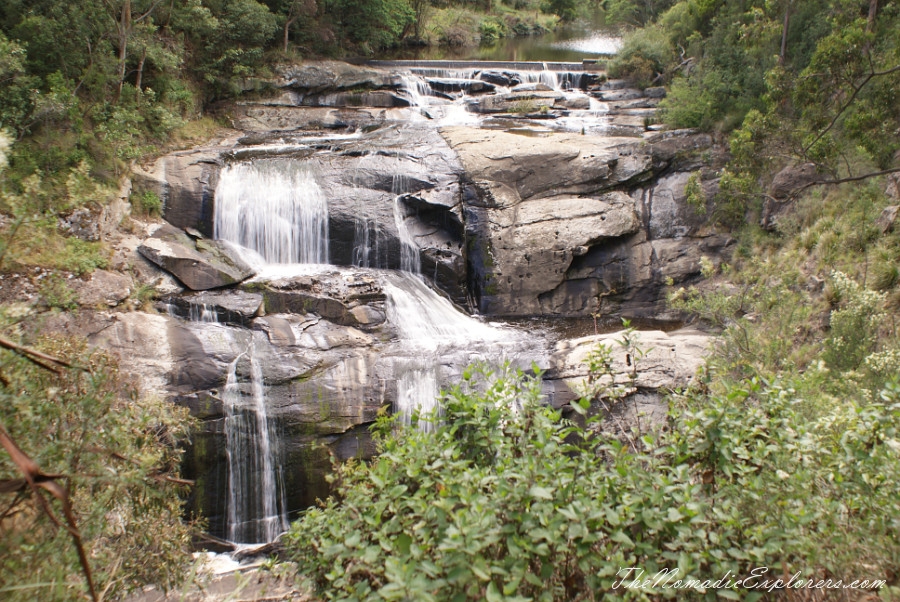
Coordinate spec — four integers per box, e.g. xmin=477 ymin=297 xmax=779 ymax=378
xmin=133 ymin=190 xmax=163 ymax=217
xmin=478 ymin=17 xmax=507 ymax=44
xmin=2 ymin=218 xmax=110 ymax=276
xmin=823 ymin=270 xmax=886 ymax=372
xmin=603 ymin=0 xmax=675 ymax=27
xmin=0 ymin=32 xmax=39 ymax=136
xmin=324 ymin=0 xmax=415 ymax=53
xmin=608 ymin=25 xmax=673 ymax=88
xmin=0 ymin=333 xmax=195 ymax=600
xmin=539 ymin=0 xmax=581 ymax=22
xmin=683 ymin=171 xmax=706 ymax=215
xmin=286 ymin=356 xmax=900 ymax=600
xmin=196 ymin=0 xmax=279 ymax=85
xmin=38 ymin=274 xmax=79 ymax=310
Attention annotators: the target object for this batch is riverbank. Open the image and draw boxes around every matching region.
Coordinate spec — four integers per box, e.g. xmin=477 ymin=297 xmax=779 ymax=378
xmin=371 ymin=7 xmax=621 ymax=62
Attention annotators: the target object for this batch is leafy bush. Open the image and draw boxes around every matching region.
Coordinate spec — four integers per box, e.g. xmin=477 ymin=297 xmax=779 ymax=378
xmin=608 ymin=26 xmax=673 ymax=88
xmin=133 ymin=190 xmax=163 ymax=217
xmin=0 ymin=333 xmax=195 ymax=600
xmin=285 ymin=359 xmax=899 ymax=600
xmin=478 ymin=17 xmax=507 ymax=44
xmin=39 ymin=273 xmax=78 ymax=310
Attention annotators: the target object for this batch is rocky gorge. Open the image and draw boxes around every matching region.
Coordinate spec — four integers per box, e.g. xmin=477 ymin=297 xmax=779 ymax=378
xmin=63 ymin=61 xmax=728 ymax=544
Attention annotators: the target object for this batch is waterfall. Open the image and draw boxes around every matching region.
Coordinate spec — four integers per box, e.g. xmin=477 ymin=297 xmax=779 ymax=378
xmin=223 ymin=347 xmax=287 ymax=544
xmin=189 ymin=303 xmax=217 ymax=323
xmin=383 ymin=272 xmax=505 ymax=346
xmin=400 ymin=73 xmax=434 ymax=107
xmin=391 ymin=172 xmax=421 ymax=275
xmin=351 ymin=154 xmax=387 ymax=270
xmin=215 ymin=160 xmax=329 ymax=265
xmin=395 ymin=366 xmax=441 ymax=432
xmin=393 ymin=197 xmax=420 ymax=274
xmin=183 ymin=304 xmax=287 ymax=544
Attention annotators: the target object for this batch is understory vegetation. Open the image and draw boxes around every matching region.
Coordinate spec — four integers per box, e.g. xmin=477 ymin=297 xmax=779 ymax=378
xmin=0 ymin=332 xmax=194 ymax=600
xmin=287 ymin=359 xmax=899 ymax=600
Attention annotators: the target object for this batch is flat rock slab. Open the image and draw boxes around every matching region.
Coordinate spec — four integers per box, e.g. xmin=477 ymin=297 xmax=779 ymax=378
xmin=71 ymin=270 xmax=133 ymax=307
xmin=440 ymin=127 xmax=644 ymax=201
xmin=138 ymin=224 xmax=255 ymax=290
xmin=275 ymin=61 xmax=398 ymax=94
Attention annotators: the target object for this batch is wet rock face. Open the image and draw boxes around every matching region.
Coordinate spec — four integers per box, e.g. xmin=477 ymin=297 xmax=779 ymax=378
xmin=151 ymin=122 xmax=471 ymax=305
xmin=256 ymin=269 xmax=388 ymax=328
xmin=442 ymin=126 xmax=731 ymax=317
xmin=274 ymin=61 xmax=400 ymax=96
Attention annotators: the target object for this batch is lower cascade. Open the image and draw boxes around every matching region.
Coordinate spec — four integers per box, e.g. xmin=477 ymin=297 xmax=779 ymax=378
xmin=223 ymin=346 xmax=288 ymax=545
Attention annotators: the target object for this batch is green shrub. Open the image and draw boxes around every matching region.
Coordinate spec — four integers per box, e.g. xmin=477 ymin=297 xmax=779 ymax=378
xmin=608 ymin=26 xmax=673 ymax=89
xmin=39 ymin=274 xmax=78 ymax=310
xmin=478 ymin=17 xmax=507 ymax=44
xmin=824 ymin=270 xmax=886 ymax=372
xmin=285 ymin=358 xmax=899 ymax=600
xmin=133 ymin=190 xmax=163 ymax=217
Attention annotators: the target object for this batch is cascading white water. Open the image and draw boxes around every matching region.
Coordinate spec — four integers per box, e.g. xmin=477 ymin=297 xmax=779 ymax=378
xmin=223 ymin=347 xmax=288 ymax=544
xmin=350 ymin=154 xmax=383 ymax=270
xmin=395 ymin=366 xmax=441 ymax=432
xmin=189 ymin=303 xmax=217 ymax=323
xmin=400 ymin=73 xmax=434 ymax=107
xmin=383 ymin=272 xmax=520 ymax=428
xmin=215 ymin=160 xmax=329 ymax=264
xmin=383 ymin=272 xmax=505 ymax=346
xmin=394 ymin=202 xmax=420 ymax=274
xmin=392 ymin=172 xmax=421 ymax=274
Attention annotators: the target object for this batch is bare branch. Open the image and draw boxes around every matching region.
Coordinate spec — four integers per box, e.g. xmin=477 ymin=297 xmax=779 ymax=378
xmin=788 ymin=166 xmax=900 ymax=199
xmin=0 ymin=423 xmax=98 ymax=602
xmin=0 ymin=336 xmax=77 ymax=374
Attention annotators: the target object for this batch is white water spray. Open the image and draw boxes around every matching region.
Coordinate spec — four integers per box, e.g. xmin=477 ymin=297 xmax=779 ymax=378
xmin=215 ymin=160 xmax=329 ymax=264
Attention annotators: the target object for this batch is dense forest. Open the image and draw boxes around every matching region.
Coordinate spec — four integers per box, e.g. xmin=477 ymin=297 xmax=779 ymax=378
xmin=2 ymin=0 xmax=900 ymax=600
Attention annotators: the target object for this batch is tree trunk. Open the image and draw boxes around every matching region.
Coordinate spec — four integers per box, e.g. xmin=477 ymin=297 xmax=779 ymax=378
xmin=867 ymin=0 xmax=878 ymax=32
xmin=779 ymin=1 xmax=791 ymax=65
xmin=135 ymin=48 xmax=146 ymax=96
xmin=283 ymin=17 xmax=297 ymax=53
xmin=115 ymin=0 xmax=132 ymax=102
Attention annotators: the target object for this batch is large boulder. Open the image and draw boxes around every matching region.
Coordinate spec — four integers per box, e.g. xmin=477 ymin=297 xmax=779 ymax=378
xmin=545 ymin=328 xmax=712 ymax=431
xmin=442 ymin=128 xmax=652 ymax=316
xmin=138 ymin=224 xmax=255 ymax=290
xmin=470 ymin=90 xmax=563 ymax=114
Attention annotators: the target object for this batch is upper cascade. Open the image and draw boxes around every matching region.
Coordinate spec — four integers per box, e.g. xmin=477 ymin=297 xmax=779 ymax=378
xmin=215 ymin=159 xmax=329 ymax=265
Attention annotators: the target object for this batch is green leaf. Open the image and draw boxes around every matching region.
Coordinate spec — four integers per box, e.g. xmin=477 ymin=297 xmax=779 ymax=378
xmin=610 ymin=530 xmax=634 ymax=547
xmin=396 ymin=533 xmax=412 ymax=556
xmin=529 ymin=486 xmax=553 ymax=500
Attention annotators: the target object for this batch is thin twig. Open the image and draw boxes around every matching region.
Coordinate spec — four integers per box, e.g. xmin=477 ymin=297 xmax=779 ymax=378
xmin=788 ymin=166 xmax=900 ymax=199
